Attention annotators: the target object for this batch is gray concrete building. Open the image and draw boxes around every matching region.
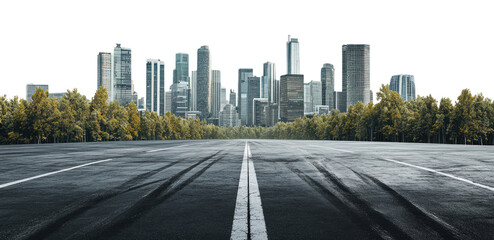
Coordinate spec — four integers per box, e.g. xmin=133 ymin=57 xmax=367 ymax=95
xmin=280 ymin=74 xmax=304 ymax=122
xmin=26 ymin=84 xmax=48 ymax=102
xmin=146 ymin=59 xmax=165 ymax=115
xmin=165 ymin=91 xmax=172 ymax=114
xmin=247 ymin=76 xmax=260 ymax=126
xmin=113 ymin=43 xmax=132 ymax=106
xmin=197 ymin=46 xmax=211 ymax=118
xmin=97 ymin=52 xmax=112 ymax=101
xmin=321 ymin=63 xmax=335 ymax=110
xmin=343 ymin=44 xmax=370 ymax=111
xmin=390 ymin=74 xmax=416 ymax=101
xmin=287 ymin=36 xmax=300 ymax=74
xmin=238 ymin=68 xmax=253 ymax=125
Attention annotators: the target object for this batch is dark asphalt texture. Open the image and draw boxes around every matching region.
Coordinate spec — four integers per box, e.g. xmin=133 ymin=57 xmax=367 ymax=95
xmin=0 ymin=140 xmax=493 ymax=239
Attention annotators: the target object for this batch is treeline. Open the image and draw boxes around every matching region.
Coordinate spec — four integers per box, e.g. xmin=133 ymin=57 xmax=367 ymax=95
xmin=1 ymin=85 xmax=493 ymax=145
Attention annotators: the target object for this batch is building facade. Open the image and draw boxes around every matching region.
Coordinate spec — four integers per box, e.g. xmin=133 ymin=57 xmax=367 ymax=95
xmin=190 ymin=71 xmax=197 ymax=111
xmin=238 ymin=68 xmax=253 ymax=125
xmin=146 ymin=59 xmax=165 ymax=115
xmin=262 ymin=62 xmax=276 ymax=102
xmin=280 ymin=74 xmax=304 ymax=122
xmin=390 ymin=74 xmax=416 ymax=101
xmin=229 ymin=89 xmax=236 ymax=107
xmin=26 ymin=84 xmax=49 ymax=102
xmin=220 ymin=88 xmax=227 ymax=110
xmin=170 ymin=82 xmax=189 ymax=117
xmin=253 ymin=98 xmax=269 ymax=126
xmin=197 ymin=46 xmax=211 ymax=118
xmin=97 ymin=52 xmax=112 ymax=101
xmin=304 ymin=81 xmax=322 ymax=114
xmin=211 ymin=70 xmax=221 ymax=118
xmin=173 ymin=53 xmax=189 ymax=84
xmin=342 ymin=44 xmax=370 ymax=111
xmin=113 ymin=43 xmax=132 ymax=105
xmin=219 ymin=104 xmax=241 ymax=127
xmin=247 ymin=76 xmax=260 ymax=126
xmin=321 ymin=63 xmax=335 ymax=110
xmin=287 ymin=36 xmax=300 ymax=74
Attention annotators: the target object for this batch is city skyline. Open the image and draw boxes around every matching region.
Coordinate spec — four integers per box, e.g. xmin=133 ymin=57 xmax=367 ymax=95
xmin=1 ymin=1 xmax=493 ymax=103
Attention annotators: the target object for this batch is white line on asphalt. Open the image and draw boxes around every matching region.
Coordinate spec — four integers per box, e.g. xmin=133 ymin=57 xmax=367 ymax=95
xmin=326 ymin=147 xmax=355 ymax=153
xmin=231 ymin=142 xmax=268 ymax=240
xmin=0 ymin=159 xmax=113 ymax=189
xmin=382 ymin=158 xmax=494 ymax=192
xmin=146 ymin=144 xmax=192 ymax=153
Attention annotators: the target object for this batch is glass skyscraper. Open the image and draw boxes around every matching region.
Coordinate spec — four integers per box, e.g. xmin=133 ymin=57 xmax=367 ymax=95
xmin=287 ymin=36 xmax=300 ymax=74
xmin=321 ymin=63 xmax=335 ymax=110
xmin=390 ymin=74 xmax=416 ymax=101
xmin=247 ymin=76 xmax=260 ymax=126
xmin=173 ymin=53 xmax=189 ymax=84
xmin=238 ymin=68 xmax=253 ymax=125
xmin=262 ymin=62 xmax=276 ymax=103
xmin=343 ymin=44 xmax=370 ymax=111
xmin=197 ymin=46 xmax=211 ymax=118
xmin=113 ymin=44 xmax=132 ymax=106
xmin=211 ymin=70 xmax=221 ymax=118
xmin=97 ymin=52 xmax=112 ymax=101
xmin=280 ymin=74 xmax=304 ymax=122
xmin=146 ymin=59 xmax=165 ymax=115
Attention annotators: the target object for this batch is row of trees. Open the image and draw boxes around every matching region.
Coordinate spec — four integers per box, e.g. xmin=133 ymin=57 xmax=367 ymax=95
xmin=1 ymin=85 xmax=493 ymax=145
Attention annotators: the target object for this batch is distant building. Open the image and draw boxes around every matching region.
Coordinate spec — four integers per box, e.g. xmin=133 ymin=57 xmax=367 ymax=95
xmin=304 ymin=81 xmax=322 ymax=114
xmin=238 ymin=68 xmax=253 ymax=125
xmin=97 ymin=52 xmax=112 ymax=101
xmin=113 ymin=43 xmax=132 ymax=106
xmin=390 ymin=74 xmax=416 ymax=101
xmin=287 ymin=36 xmax=300 ymax=74
xmin=229 ymin=89 xmax=236 ymax=107
xmin=247 ymin=76 xmax=260 ymax=126
xmin=266 ymin=103 xmax=279 ymax=127
xmin=211 ymin=70 xmax=221 ymax=118
xmin=137 ymin=97 xmax=145 ymax=110
xmin=26 ymin=84 xmax=48 ymax=102
xmin=173 ymin=53 xmax=189 ymax=84
xmin=321 ymin=63 xmax=335 ymax=110
xmin=190 ymin=71 xmax=197 ymax=111
xmin=253 ymin=98 xmax=269 ymax=126
xmin=220 ymin=88 xmax=227 ymax=110
xmin=314 ymin=105 xmax=330 ymax=115
xmin=49 ymin=92 xmax=65 ymax=100
xmin=343 ymin=44 xmax=370 ymax=111
xmin=219 ymin=104 xmax=241 ymax=127
xmin=197 ymin=46 xmax=211 ymax=118
xmin=146 ymin=59 xmax=165 ymax=115
xmin=334 ymin=91 xmax=347 ymax=112
xmin=165 ymin=91 xmax=172 ymax=114
xmin=280 ymin=74 xmax=304 ymax=122
xmin=262 ymin=62 xmax=276 ymax=102
xmin=170 ymin=82 xmax=189 ymax=117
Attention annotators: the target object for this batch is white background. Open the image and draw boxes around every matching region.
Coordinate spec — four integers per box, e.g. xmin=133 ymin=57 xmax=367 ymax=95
xmin=1 ymin=0 xmax=493 ymax=102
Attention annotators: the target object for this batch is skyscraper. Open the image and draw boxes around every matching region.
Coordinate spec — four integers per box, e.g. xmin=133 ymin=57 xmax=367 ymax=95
xmin=304 ymin=81 xmax=322 ymax=113
xmin=253 ymin=98 xmax=269 ymax=126
xmin=280 ymin=74 xmax=304 ymax=122
xmin=220 ymin=88 xmax=227 ymax=110
xmin=197 ymin=46 xmax=211 ymax=118
xmin=170 ymin=82 xmax=189 ymax=117
xmin=390 ymin=74 xmax=416 ymax=101
xmin=26 ymin=84 xmax=48 ymax=102
xmin=219 ymin=104 xmax=241 ymax=127
xmin=247 ymin=76 xmax=260 ymax=126
xmin=97 ymin=52 xmax=112 ymax=101
xmin=343 ymin=44 xmax=370 ymax=111
xmin=173 ymin=53 xmax=189 ymax=84
xmin=229 ymin=89 xmax=236 ymax=107
xmin=145 ymin=59 xmax=165 ymax=115
xmin=262 ymin=62 xmax=276 ymax=103
xmin=287 ymin=36 xmax=300 ymax=74
xmin=113 ymin=43 xmax=132 ymax=106
xmin=321 ymin=63 xmax=335 ymax=109
xmin=211 ymin=70 xmax=221 ymax=118
xmin=190 ymin=71 xmax=197 ymax=111
xmin=238 ymin=68 xmax=253 ymax=125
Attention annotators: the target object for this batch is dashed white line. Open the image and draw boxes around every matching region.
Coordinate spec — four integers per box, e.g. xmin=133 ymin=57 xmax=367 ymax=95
xmin=0 ymin=158 xmax=113 ymax=189
xmin=231 ymin=142 xmax=268 ymax=240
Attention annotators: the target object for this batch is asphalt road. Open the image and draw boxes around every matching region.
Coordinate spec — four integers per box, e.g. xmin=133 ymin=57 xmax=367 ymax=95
xmin=0 ymin=140 xmax=493 ymax=240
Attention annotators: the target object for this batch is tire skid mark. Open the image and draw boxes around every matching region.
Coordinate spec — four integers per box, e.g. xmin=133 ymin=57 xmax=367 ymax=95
xmin=310 ymin=161 xmax=413 ymax=240
xmin=284 ymin=163 xmax=389 ymax=240
xmin=71 ymin=151 xmax=225 ymax=240
xmin=16 ymin=160 xmax=183 ymax=240
xmin=352 ymin=170 xmax=465 ymax=240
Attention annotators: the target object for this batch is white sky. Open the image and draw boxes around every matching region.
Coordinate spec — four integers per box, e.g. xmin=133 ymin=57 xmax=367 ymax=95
xmin=1 ymin=0 xmax=493 ymax=102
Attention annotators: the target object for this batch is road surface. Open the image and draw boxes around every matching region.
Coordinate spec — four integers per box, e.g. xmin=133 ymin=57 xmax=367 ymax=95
xmin=0 ymin=140 xmax=493 ymax=239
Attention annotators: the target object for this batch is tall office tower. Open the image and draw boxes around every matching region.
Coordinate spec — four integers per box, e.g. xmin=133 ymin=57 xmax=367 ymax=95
xmin=220 ymin=88 xmax=227 ymax=110
xmin=304 ymin=81 xmax=322 ymax=113
xmin=170 ymin=82 xmax=189 ymax=117
xmin=247 ymin=76 xmax=260 ymax=126
xmin=190 ymin=71 xmax=197 ymax=111
xmin=146 ymin=59 xmax=165 ymax=115
xmin=342 ymin=44 xmax=370 ymax=111
xmin=97 ymin=52 xmax=112 ymax=101
xmin=390 ymin=74 xmax=416 ymax=101
xmin=219 ymin=104 xmax=241 ymax=127
xmin=334 ymin=91 xmax=347 ymax=112
xmin=173 ymin=53 xmax=189 ymax=84
xmin=165 ymin=91 xmax=172 ymax=113
xmin=113 ymin=43 xmax=132 ymax=105
xmin=262 ymin=62 xmax=276 ymax=102
xmin=238 ymin=68 xmax=253 ymax=125
xmin=321 ymin=63 xmax=335 ymax=109
xmin=26 ymin=84 xmax=49 ymax=102
xmin=197 ymin=46 xmax=211 ymax=118
xmin=280 ymin=74 xmax=304 ymax=122
xmin=211 ymin=70 xmax=221 ymax=118
xmin=253 ymin=98 xmax=269 ymax=126
xmin=229 ymin=89 xmax=236 ymax=107
xmin=287 ymin=36 xmax=300 ymax=74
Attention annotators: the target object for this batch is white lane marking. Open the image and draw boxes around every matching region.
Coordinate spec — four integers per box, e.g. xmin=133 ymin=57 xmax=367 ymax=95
xmin=231 ymin=143 xmax=249 ymax=240
xmin=326 ymin=147 xmax=355 ymax=153
xmin=146 ymin=144 xmax=192 ymax=153
xmin=0 ymin=159 xmax=113 ymax=189
xmin=247 ymin=143 xmax=268 ymax=240
xmin=382 ymin=158 xmax=494 ymax=192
